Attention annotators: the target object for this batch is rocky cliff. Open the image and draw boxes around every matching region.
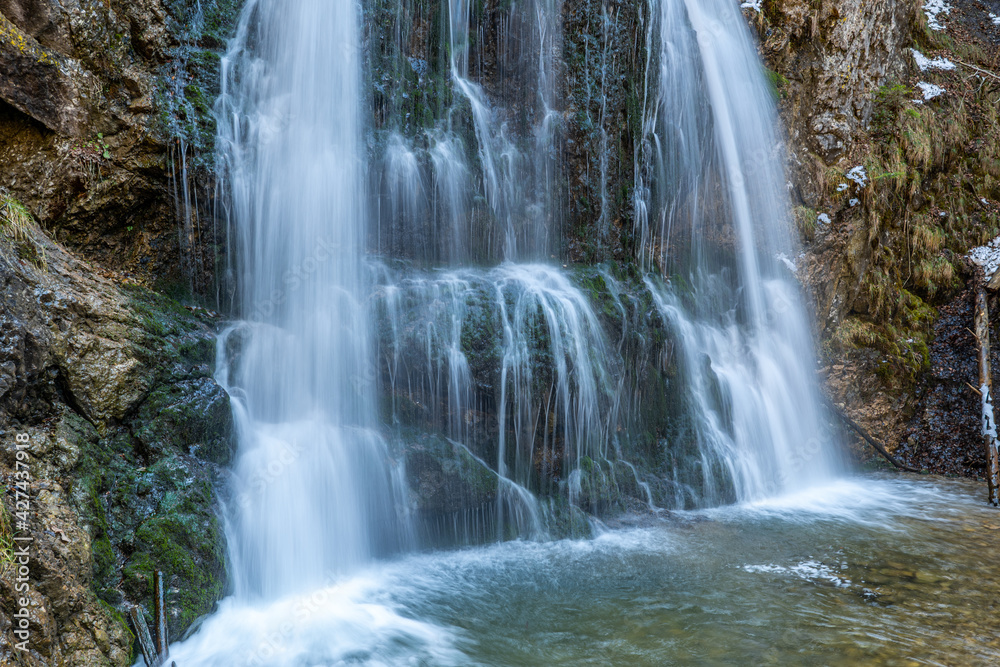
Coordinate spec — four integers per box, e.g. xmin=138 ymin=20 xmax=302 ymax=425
xmin=758 ymin=0 xmax=1000 ymax=469
xmin=0 ymin=0 xmax=237 ymax=296
xmin=1 ymin=1 xmax=238 ymax=664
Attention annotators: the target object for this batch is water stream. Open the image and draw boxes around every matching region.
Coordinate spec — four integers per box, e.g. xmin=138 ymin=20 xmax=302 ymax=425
xmin=212 ymin=0 xmax=411 ymax=600
xmin=159 ymin=0 xmax=998 ymax=663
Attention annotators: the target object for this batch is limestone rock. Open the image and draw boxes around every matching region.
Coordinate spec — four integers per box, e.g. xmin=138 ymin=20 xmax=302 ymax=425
xmin=0 ymin=12 xmax=91 ymax=136
xmin=761 ymin=0 xmax=917 ymax=162
xmin=0 ymin=213 xmax=232 ymax=663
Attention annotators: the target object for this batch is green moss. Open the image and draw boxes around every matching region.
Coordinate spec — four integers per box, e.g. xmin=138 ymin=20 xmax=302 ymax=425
xmin=0 ymin=191 xmax=46 ymax=270
xmin=135 ymin=381 xmax=234 ymax=464
xmin=837 ymin=36 xmax=999 ymax=393
xmin=92 ymin=537 xmax=119 ymax=602
xmin=121 ymin=282 xmax=201 ymax=340
xmin=200 ymin=0 xmax=243 ymax=45
xmin=454 ymin=445 xmax=499 ymax=499
xmin=764 ymin=68 xmax=789 ymax=99
xmin=111 ymin=456 xmax=226 ymax=637
xmin=61 ymin=278 xmax=230 ymax=639
xmin=829 ymin=298 xmax=934 ymax=389
xmin=459 ymin=291 xmax=502 ymax=392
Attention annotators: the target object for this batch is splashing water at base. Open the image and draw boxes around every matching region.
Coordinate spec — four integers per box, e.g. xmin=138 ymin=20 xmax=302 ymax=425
xmin=645 ymin=275 xmax=841 ymax=504
xmin=166 ymin=476 xmax=1000 ymax=666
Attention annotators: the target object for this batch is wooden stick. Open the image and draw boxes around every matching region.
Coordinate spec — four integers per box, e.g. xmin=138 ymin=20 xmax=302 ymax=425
xmin=154 ymin=570 xmax=169 ymax=660
xmin=821 ymin=397 xmax=921 ymax=472
xmin=128 ymin=607 xmax=162 ymax=667
xmin=952 ymin=58 xmax=1000 ymax=82
xmin=974 ymin=283 xmax=1000 ymax=506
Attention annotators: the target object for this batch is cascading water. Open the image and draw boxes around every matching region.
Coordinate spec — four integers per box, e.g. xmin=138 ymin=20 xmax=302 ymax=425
xmin=632 ymin=0 xmax=841 ymax=501
xmin=441 ymin=0 xmax=562 ymax=260
xmin=166 ymin=0 xmax=846 ymax=662
xmin=373 ymin=263 xmax=621 ymax=542
xmin=211 ymin=0 xmax=411 ymax=600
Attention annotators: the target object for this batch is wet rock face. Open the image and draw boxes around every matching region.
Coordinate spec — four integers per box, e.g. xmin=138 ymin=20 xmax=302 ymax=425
xmin=0 ymin=0 xmax=72 ymax=51
xmin=897 ymin=286 xmax=995 ymax=475
xmin=560 ymin=0 xmax=647 ymax=262
xmin=0 ymin=2 xmax=238 ymax=661
xmin=0 ymin=11 xmax=90 ymax=136
xmin=0 ymin=0 xmax=231 ymax=295
xmin=0 ymin=221 xmax=233 ymax=663
xmin=760 ymin=0 xmax=917 ymax=162
xmin=402 ymin=433 xmax=498 ymax=514
xmin=0 ymin=475 xmax=134 ymax=667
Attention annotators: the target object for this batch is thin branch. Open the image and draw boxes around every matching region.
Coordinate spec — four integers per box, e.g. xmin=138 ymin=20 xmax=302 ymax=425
xmin=953 ymin=58 xmax=1000 ymax=82
xmin=820 ymin=396 xmax=922 ymax=473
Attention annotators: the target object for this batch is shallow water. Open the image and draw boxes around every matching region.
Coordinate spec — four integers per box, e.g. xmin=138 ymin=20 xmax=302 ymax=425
xmin=167 ymin=474 xmax=1000 ymax=666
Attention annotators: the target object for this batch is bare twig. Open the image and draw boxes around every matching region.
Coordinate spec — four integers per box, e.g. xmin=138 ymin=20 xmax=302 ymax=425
xmin=820 ymin=396 xmax=921 ymax=473
xmin=953 ymin=58 xmax=1000 ymax=82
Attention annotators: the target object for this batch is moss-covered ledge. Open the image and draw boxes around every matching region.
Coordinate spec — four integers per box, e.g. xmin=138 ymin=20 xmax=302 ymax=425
xmin=0 ymin=210 xmax=232 ymax=664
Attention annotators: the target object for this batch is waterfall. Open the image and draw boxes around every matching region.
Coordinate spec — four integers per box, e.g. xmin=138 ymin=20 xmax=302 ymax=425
xmin=443 ymin=0 xmax=562 ymax=260
xmin=212 ymin=0 xmax=412 ymax=600
xmin=209 ymin=0 xmax=840 ymax=579
xmin=633 ymin=0 xmax=840 ymax=499
xmin=166 ymin=0 xmax=844 ymax=660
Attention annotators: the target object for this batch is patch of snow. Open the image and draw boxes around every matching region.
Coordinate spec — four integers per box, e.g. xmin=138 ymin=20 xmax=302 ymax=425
xmin=849 ymin=198 xmax=860 ymax=207
xmin=968 ymin=235 xmax=1000 ymax=279
xmin=846 ymin=166 xmax=868 ymax=188
xmin=991 ymin=13 xmax=1000 ymax=26
xmin=817 ymin=213 xmax=832 ymax=225
xmin=744 ymin=561 xmax=852 ymax=589
xmin=983 ymin=385 xmax=997 ymax=441
xmin=939 ymin=211 xmax=947 ymax=217
xmin=917 ymin=82 xmax=945 ymax=100
xmin=923 ymin=0 xmax=952 ymax=31
xmin=836 ymin=183 xmax=848 ymax=192
xmin=740 ymin=0 xmax=763 ymax=12
xmin=911 ymin=48 xmax=955 ymax=71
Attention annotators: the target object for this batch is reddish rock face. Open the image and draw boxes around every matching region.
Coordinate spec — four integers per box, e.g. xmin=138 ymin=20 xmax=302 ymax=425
xmin=0 ymin=12 xmax=89 ymax=136
xmin=0 ymin=0 xmax=222 ymax=296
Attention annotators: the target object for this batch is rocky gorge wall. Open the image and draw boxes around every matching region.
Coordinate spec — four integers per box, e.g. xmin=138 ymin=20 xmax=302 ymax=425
xmin=1 ymin=1 xmax=239 ymax=664
xmin=1 ymin=0 xmax=999 ymax=663
xmin=0 ymin=218 xmax=233 ymax=665
xmin=761 ymin=0 xmax=1000 ymax=469
xmin=0 ymin=0 xmax=238 ymax=297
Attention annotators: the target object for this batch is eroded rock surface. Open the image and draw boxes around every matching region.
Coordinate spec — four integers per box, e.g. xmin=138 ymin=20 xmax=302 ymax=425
xmin=0 ymin=218 xmax=232 ymax=664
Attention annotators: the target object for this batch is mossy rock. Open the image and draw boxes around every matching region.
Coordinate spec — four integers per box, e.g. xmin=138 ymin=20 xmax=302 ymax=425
xmin=402 ymin=432 xmax=499 ymax=514
xmin=134 ymin=377 xmax=235 ymax=465
xmin=57 ymin=279 xmax=232 ymax=643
